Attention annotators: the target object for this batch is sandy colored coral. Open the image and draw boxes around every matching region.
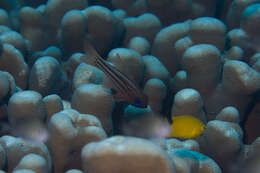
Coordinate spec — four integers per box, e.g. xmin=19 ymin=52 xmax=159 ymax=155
xmin=215 ymin=106 xmax=240 ymax=123
xmin=171 ymin=88 xmax=207 ymax=123
xmin=0 ymin=1 xmax=259 ymax=172
xmin=167 ymin=148 xmax=221 ymax=173
xmin=14 ymin=154 xmax=48 ymax=173
xmin=62 ymin=53 xmax=87 ymax=80
xmin=143 ymin=78 xmax=167 ymax=112
xmin=0 ymin=31 xmax=26 ymax=56
xmin=42 ymin=94 xmax=63 ymax=122
xmin=182 ymin=44 xmax=221 ymax=94
xmin=29 ymin=56 xmax=69 ymax=97
xmin=48 ymin=109 xmax=106 ymax=172
xmin=72 ymin=63 xmax=103 ymax=90
xmin=226 ymin=0 xmax=259 ymax=30
xmin=82 ymin=5 xmax=119 ymax=55
xmin=222 ymin=60 xmax=260 ymax=95
xmin=7 ymin=90 xmax=46 ymax=126
xmin=224 ymin=46 xmax=244 ymax=61
xmin=71 ymin=84 xmax=114 ymax=133
xmin=107 ymin=48 xmax=144 ymax=84
xmin=142 ymin=55 xmax=170 ymax=85
xmin=189 ymin=17 xmax=226 ymax=51
xmin=127 ymin=36 xmax=151 ymax=55
xmin=60 ymin=10 xmax=86 ymax=58
xmin=170 ymin=70 xmax=188 ymax=93
xmin=19 ymin=7 xmax=47 ymax=51
xmin=166 ymin=138 xmax=200 ymax=152
xmin=0 ymin=136 xmax=51 ymax=172
xmin=152 ymin=21 xmax=190 ymax=75
xmin=29 ymin=46 xmax=62 ymax=67
xmin=199 ymin=120 xmax=243 ymax=172
xmin=45 ymin=0 xmax=87 ymax=44
xmin=82 ymin=136 xmax=175 ymax=173
xmin=123 ymin=13 xmax=162 ymax=46
xmin=0 ymin=43 xmax=29 ymax=89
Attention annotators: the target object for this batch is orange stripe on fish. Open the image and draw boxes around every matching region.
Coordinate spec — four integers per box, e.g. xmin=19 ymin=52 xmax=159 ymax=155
xmin=84 ymin=42 xmax=148 ymax=108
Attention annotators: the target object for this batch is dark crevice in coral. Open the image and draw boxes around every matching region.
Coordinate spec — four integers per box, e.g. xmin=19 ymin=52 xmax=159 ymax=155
xmin=240 ymin=89 xmax=260 ymax=144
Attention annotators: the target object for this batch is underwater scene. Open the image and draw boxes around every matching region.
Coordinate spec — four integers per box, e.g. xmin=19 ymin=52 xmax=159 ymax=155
xmin=0 ymin=0 xmax=260 ymax=172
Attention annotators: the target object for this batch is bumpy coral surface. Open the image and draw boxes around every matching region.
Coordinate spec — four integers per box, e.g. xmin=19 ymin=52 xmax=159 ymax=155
xmin=0 ymin=0 xmax=259 ymax=173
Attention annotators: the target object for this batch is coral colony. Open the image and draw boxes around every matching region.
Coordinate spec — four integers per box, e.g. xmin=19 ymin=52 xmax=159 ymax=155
xmin=0 ymin=0 xmax=260 ymax=173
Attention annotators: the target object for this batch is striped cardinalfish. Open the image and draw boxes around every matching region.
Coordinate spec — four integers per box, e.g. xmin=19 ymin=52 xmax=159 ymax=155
xmin=84 ymin=42 xmax=148 ymax=108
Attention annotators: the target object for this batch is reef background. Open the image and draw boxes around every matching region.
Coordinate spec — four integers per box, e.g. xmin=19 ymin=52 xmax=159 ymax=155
xmin=0 ymin=0 xmax=259 ymax=173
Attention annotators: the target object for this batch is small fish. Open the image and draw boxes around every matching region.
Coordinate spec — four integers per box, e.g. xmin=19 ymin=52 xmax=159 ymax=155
xmin=84 ymin=42 xmax=148 ymax=108
xmin=170 ymin=115 xmax=206 ymax=139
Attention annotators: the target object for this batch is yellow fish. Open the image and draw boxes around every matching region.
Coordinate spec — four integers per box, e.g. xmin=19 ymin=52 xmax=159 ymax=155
xmin=170 ymin=115 xmax=206 ymax=139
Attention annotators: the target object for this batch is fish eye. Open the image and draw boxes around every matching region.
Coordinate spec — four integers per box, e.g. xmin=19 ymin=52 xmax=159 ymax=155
xmin=134 ymin=98 xmax=143 ymax=107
